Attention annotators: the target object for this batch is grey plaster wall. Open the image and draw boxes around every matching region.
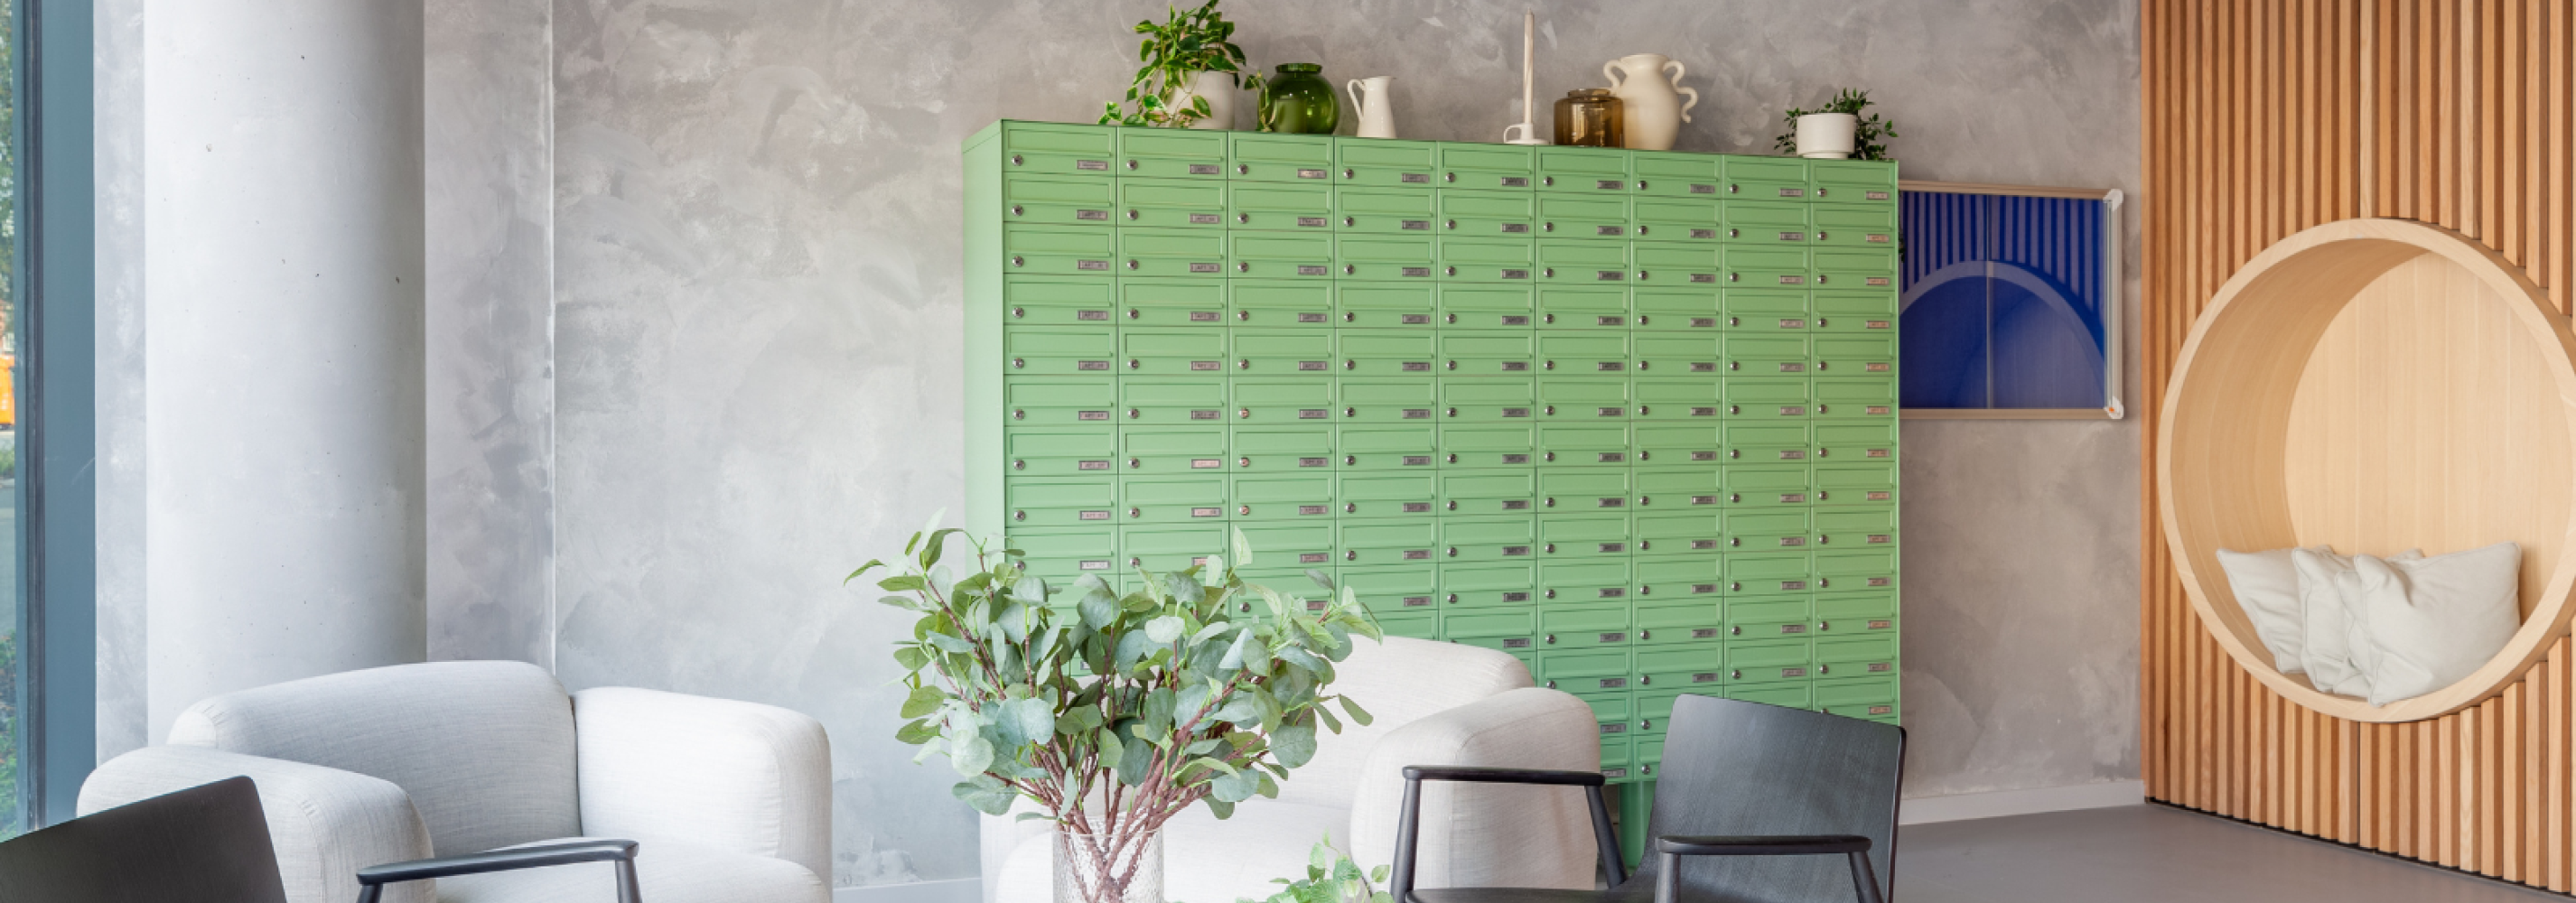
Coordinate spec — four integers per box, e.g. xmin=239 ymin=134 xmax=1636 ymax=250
xmin=93 ymin=0 xmax=149 ymax=761
xmin=537 ymin=0 xmax=2138 ymax=887
xmin=427 ymin=0 xmax=556 ymax=666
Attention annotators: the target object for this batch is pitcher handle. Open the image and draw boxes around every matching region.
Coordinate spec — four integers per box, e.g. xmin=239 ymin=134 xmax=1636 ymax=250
xmin=1347 ymin=79 xmax=1367 ymax=118
xmin=1602 ymin=60 xmax=1623 ymax=88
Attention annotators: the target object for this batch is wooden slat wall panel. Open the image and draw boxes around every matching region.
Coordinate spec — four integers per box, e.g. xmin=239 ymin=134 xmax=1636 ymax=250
xmin=2143 ymin=0 xmax=2576 ymax=892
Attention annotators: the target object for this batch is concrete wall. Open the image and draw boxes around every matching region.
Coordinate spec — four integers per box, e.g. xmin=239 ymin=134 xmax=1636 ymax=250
xmin=532 ymin=0 xmax=2140 ymax=888
xmin=95 ymin=0 xmax=429 ymax=749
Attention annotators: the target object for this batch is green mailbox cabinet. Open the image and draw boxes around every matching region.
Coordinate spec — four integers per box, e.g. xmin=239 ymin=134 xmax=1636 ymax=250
xmin=964 ymin=121 xmax=1900 ymax=786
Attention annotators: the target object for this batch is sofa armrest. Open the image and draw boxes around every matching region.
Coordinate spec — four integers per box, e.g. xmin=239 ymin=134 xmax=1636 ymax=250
xmin=80 ymin=745 xmax=435 ymax=903
xmin=1349 ymin=687 xmax=1602 ymax=892
xmin=572 ymin=686 xmax=832 ymax=882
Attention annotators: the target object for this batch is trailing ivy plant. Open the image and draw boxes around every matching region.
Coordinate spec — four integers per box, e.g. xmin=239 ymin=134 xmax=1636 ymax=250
xmin=1239 ymin=833 xmax=1394 ymax=903
xmin=1773 ymin=88 xmax=1899 ymax=161
xmin=851 ymin=515 xmax=1378 ymax=903
xmin=1099 ymin=0 xmax=1265 ymax=128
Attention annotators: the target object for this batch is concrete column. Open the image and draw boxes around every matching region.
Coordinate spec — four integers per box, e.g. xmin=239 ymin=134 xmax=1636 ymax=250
xmin=133 ymin=0 xmax=426 ymax=741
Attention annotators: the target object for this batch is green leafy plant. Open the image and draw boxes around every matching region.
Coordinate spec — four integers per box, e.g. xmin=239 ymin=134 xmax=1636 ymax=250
xmin=1773 ymin=88 xmax=1899 ymax=161
xmin=1240 ymin=833 xmax=1393 ymax=903
xmin=852 ymin=515 xmax=1379 ymax=903
xmin=1099 ymin=0 xmax=1265 ymax=128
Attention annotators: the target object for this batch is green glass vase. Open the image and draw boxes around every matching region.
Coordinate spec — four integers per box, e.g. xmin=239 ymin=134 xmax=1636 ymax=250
xmin=1260 ymin=63 xmax=1339 ymax=135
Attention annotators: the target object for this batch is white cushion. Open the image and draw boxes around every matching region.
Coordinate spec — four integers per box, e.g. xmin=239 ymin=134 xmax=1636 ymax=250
xmin=2216 ymin=546 xmax=2324 ymax=673
xmin=1273 ymin=637 xmax=1533 ymax=808
xmin=991 ymin=800 xmax=1349 ymax=903
xmin=435 ymin=837 xmax=826 ymax=903
xmin=2288 ymin=548 xmax=2418 ymax=696
xmin=2346 ymin=543 xmax=2524 ymax=706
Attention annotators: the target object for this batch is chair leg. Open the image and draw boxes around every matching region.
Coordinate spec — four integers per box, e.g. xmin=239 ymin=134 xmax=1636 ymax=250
xmin=615 ymin=857 xmax=644 ymax=903
xmin=1652 ymin=852 xmax=1678 ymax=903
xmin=1845 ymin=851 xmax=1883 ymax=903
xmin=355 ymin=886 xmax=382 ymax=903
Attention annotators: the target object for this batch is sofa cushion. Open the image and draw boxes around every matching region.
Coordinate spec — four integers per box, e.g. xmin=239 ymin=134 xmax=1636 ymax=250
xmin=167 ymin=660 xmax=581 ymax=857
xmin=992 ymin=800 xmax=1349 ymax=903
xmin=435 ymin=837 xmax=826 ymax=903
xmin=1277 ymin=637 xmax=1532 ymax=809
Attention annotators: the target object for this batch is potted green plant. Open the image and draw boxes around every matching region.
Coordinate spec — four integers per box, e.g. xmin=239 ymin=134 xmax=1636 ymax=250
xmin=853 ymin=517 xmax=1378 ymax=903
xmin=1774 ymin=88 xmax=1899 ymax=160
xmin=1098 ymin=1 xmax=1265 ymax=130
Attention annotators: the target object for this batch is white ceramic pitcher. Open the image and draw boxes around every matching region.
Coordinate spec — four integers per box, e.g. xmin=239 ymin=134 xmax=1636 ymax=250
xmin=1603 ymin=53 xmax=1697 ymax=150
xmin=1347 ymin=76 xmax=1396 ymax=138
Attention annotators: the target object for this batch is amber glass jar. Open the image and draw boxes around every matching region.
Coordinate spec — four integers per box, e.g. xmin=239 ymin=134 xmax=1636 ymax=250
xmin=1553 ymin=88 xmax=1624 ymax=147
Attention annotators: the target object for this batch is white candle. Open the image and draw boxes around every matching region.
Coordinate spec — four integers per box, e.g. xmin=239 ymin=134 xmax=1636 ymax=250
xmin=1522 ymin=12 xmax=1535 ymax=125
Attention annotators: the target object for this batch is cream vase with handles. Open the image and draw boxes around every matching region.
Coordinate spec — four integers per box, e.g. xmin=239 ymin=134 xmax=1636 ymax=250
xmin=1347 ymin=75 xmax=1396 ymax=138
xmin=1603 ymin=53 xmax=1697 ymax=150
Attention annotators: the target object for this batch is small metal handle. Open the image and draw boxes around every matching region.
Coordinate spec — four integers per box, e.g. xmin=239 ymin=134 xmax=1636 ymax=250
xmin=1545 ymin=267 xmax=1556 ymax=278
xmin=1010 ymin=204 xmax=1023 ymax=216
xmin=1545 ymin=589 xmax=1557 ymax=599
xmin=1125 ymin=160 xmax=1139 ymax=170
xmin=1546 ymin=680 xmax=1558 ymax=689
xmin=1729 ymin=361 xmax=1739 ymax=370
xmin=1815 ymin=187 xmax=1828 ymax=197
xmin=1011 ymin=256 xmax=1025 ymax=267
xmin=1545 ymin=221 xmax=1555 ymax=232
xmin=1816 ymin=275 xmax=1828 ymax=284
xmin=1728 ymin=316 xmax=1740 ymax=326
xmin=1730 ymin=582 xmax=1741 ymax=591
xmin=1238 ymin=505 xmax=1251 ymax=516
xmin=1818 ymin=621 xmax=1832 ymax=631
xmin=1445 ymin=360 xmax=1458 ymax=370
xmin=1729 ymin=493 xmax=1741 ymax=503
xmin=1816 ymin=361 xmax=1828 ymax=371
xmin=1126 ymin=209 xmax=1139 ymax=220
xmin=1445 ymin=265 xmax=1457 ymax=275
xmin=1544 ymin=176 xmax=1555 ymax=187
xmin=1345 ymin=407 xmax=1357 ymax=417
xmin=1343 ymin=455 xmax=1358 ymax=465
xmin=1344 ymin=503 xmax=1356 ymax=513
xmin=1729 ymin=537 xmax=1741 ymax=546
xmin=1237 ymin=213 xmax=1251 ymax=224
xmin=1344 ymin=265 xmax=1357 ymax=275
xmin=1127 ymin=408 xmax=1139 ymax=418
xmin=1444 ymin=172 xmax=1457 ymax=182
xmin=1012 ymin=307 xmax=1025 ymax=318
xmin=1446 ymin=500 xmax=1458 ymax=510
xmin=1728 ymin=272 xmax=1740 ymax=282
xmin=1013 ymin=511 xmax=1026 ymax=521
xmin=1012 ymin=460 xmax=1024 ymax=470
xmin=1639 ymin=496 xmax=1651 ymax=506
xmin=1447 ymin=547 xmax=1459 ymax=556
xmin=1237 ymin=359 xmax=1249 ymax=369
xmin=1446 ymin=407 xmax=1459 ymax=417
xmin=1238 ymin=457 xmax=1251 ymax=467
xmin=1818 ymin=535 xmax=1831 ymax=545
xmin=1728 ymin=184 xmax=1739 ymax=193
xmin=1126 ymin=309 xmax=1139 ymax=319
xmin=1545 ymin=543 xmax=1557 ymax=553
xmin=1238 ymin=408 xmax=1250 ymax=418
xmin=1129 ymin=458 xmax=1141 ymax=468
xmin=1344 ymin=168 xmax=1357 ymax=179
xmin=1545 ymin=634 xmax=1558 ymax=644
xmin=1446 ymin=219 xmax=1459 ymax=229
xmin=1446 ymin=313 xmax=1459 ymax=323
xmin=1345 ymin=550 xmax=1358 ymax=561
xmin=1730 ymin=626 xmax=1741 ymax=636
xmin=1237 ymin=310 xmax=1250 ymax=321
xmin=1816 ymin=231 xmax=1828 ymax=240
xmin=1343 ymin=217 xmax=1355 ymax=227
xmin=1344 ymin=312 xmax=1357 ymax=322
xmin=1817 ymin=665 xmax=1830 ymax=675
xmin=1637 ymin=180 xmax=1649 ymax=190
xmin=1638 ymin=271 xmax=1649 ymax=281
xmin=1729 ymin=449 xmax=1740 ymax=459
xmin=1636 ymin=225 xmax=1649 ymax=235
xmin=1127 ymin=507 xmax=1141 ymax=517
xmin=1728 ymin=228 xmax=1740 ymax=237
xmin=1448 ymin=593 xmax=1460 ymax=602
xmin=1012 ymin=358 xmax=1024 ymax=368
xmin=1237 ymin=164 xmax=1250 ymax=174
xmin=1640 ymin=720 xmax=1654 ymax=731
xmin=1011 ymin=154 xmax=1023 ymax=165
xmin=1125 ymin=260 xmax=1139 ymax=270
xmin=1545 ymin=497 xmax=1556 ymax=507
xmin=1731 ymin=669 xmax=1742 ymax=679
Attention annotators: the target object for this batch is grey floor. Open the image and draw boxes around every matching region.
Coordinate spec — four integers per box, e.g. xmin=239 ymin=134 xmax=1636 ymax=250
xmin=1898 ymin=805 xmax=2562 ymax=903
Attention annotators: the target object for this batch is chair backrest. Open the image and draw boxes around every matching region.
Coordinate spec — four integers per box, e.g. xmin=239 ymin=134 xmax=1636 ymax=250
xmin=1639 ymin=695 xmax=1904 ymax=903
xmin=0 ymin=777 xmax=287 ymax=903
xmin=166 ymin=660 xmax=581 ymax=856
xmin=1273 ymin=637 xmax=1533 ymax=808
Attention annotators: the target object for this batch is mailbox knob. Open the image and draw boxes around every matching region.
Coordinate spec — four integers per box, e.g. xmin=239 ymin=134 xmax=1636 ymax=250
xmin=1544 ymin=176 xmax=1556 ymax=187
xmin=1545 ymin=405 xmax=1556 ymax=414
xmin=1728 ymin=183 xmax=1740 ymax=193
xmin=1445 ymin=265 xmax=1458 ymax=276
xmin=1010 ymin=154 xmax=1023 ymax=165
xmin=1237 ymin=359 xmax=1250 ymax=369
xmin=1446 ymin=454 xmax=1460 ymax=463
xmin=1127 ymin=408 xmax=1140 ymax=418
xmin=1545 ymin=452 xmax=1557 ymax=461
xmin=1126 ymin=209 xmax=1140 ymax=219
xmin=1730 ymin=494 xmax=1741 ymax=503
xmin=1730 ymin=582 xmax=1741 ymax=591
xmin=1638 ymin=496 xmax=1651 ymax=506
xmin=1638 ymin=362 xmax=1649 ymax=371
xmin=1817 ymin=490 xmax=1830 ymax=500
xmin=1731 ymin=669 xmax=1743 ymax=680
xmin=1011 ymin=256 xmax=1025 ymax=267
xmin=1013 ymin=460 xmax=1025 ymax=470
xmin=1344 ymin=503 xmax=1357 ymax=514
xmin=1817 ymin=665 xmax=1830 ymax=675
xmin=1012 ymin=358 xmax=1025 ymax=368
xmin=1816 ymin=361 xmax=1828 ymax=371
xmin=1818 ymin=535 xmax=1831 ymax=545
xmin=1815 ymin=187 xmax=1828 ymax=197
xmin=1241 ymin=601 xmax=1253 ymax=612
xmin=1239 ymin=457 xmax=1251 ymax=467
xmin=1346 ymin=551 xmax=1358 ymax=561
xmin=1129 ymin=458 xmax=1141 ymax=468
xmin=1639 ymin=586 xmax=1652 ymax=596
xmin=1126 ymin=260 xmax=1139 ymax=270
xmin=1130 ymin=557 xmax=1143 ymax=566
xmin=1446 ymin=313 xmax=1459 ymax=323
xmin=1729 ymin=405 xmax=1741 ymax=414
xmin=1545 ymin=634 xmax=1558 ymax=644
xmin=1545 ymin=544 xmax=1557 ymax=554
xmin=1546 ymin=680 xmax=1558 ymax=689
xmin=1342 ymin=265 xmax=1357 ymax=275
xmin=1237 ymin=164 xmax=1250 ymax=174
xmin=1545 ymin=313 xmax=1557 ymax=323
xmin=1446 ymin=219 xmax=1459 ymax=229
xmin=1545 ymin=497 xmax=1556 ymax=507
xmin=1817 ymin=448 xmax=1829 ymax=458
xmin=1729 ymin=450 xmax=1740 ymax=459
xmin=1640 ymin=720 xmax=1654 ymax=731
xmin=1638 ymin=315 xmax=1651 ymax=325
xmin=1818 ymin=621 xmax=1833 ymax=632
xmin=1239 ymin=506 xmax=1251 ymax=516
xmin=1238 ymin=408 xmax=1250 ymax=418
xmin=1446 ymin=500 xmax=1458 ymax=510
xmin=1447 ymin=593 xmax=1460 ymax=602
xmin=1009 ymin=204 xmax=1024 ymax=216
xmin=1013 ymin=511 xmax=1026 ymax=521
xmin=1545 ymin=221 xmax=1555 ymax=232
xmin=1728 ymin=272 xmax=1740 ymax=282
xmin=1012 ymin=307 xmax=1025 ymax=318
xmin=1013 ymin=410 xmax=1026 ymax=420
xmin=1344 ymin=312 xmax=1357 ymax=322
xmin=1731 ymin=626 xmax=1741 ymax=636
xmin=1345 ymin=407 xmax=1358 ymax=417
xmin=1730 ymin=537 xmax=1741 ymax=547
xmin=1446 ymin=407 xmax=1458 ymax=417
xmin=1545 ymin=589 xmax=1557 ymax=599
xmin=1344 ymin=455 xmax=1358 ymax=465
xmin=1638 ymin=271 xmax=1650 ymax=281
xmin=1344 ymin=360 xmax=1358 ymax=370
xmin=1636 ymin=225 xmax=1649 ymax=236
xmin=1545 ymin=361 xmax=1556 ymax=372
xmin=1128 ymin=507 xmax=1141 ymax=517
xmin=1638 ymin=450 xmax=1651 ymax=459
xmin=1639 ymin=540 xmax=1652 ymax=550
xmin=1237 ymin=262 xmax=1250 ymax=272
xmin=1447 ymin=547 xmax=1459 ymax=557
xmin=1816 ymin=231 xmax=1829 ymax=241
xmin=1444 ymin=172 xmax=1456 ymax=182
xmin=1124 ymin=160 xmax=1138 ymax=170
xmin=1818 ymin=578 xmax=1832 ymax=589
xmin=1729 ymin=316 xmax=1741 ymax=326
xmin=1729 ymin=361 xmax=1739 ymax=370
xmin=1544 ymin=268 xmax=1556 ymax=278
xmin=1344 ymin=168 xmax=1356 ymax=179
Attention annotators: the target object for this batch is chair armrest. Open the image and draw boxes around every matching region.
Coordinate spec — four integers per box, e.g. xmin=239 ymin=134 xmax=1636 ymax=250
xmin=80 ymin=745 xmax=436 ymax=903
xmin=572 ymin=687 xmax=832 ymax=882
xmin=1351 ymin=688 xmax=1610 ymax=898
xmin=359 ymin=839 xmax=639 ymax=903
xmin=1651 ymin=834 xmax=1883 ymax=903
xmin=1400 ymin=766 xmax=1605 ymax=787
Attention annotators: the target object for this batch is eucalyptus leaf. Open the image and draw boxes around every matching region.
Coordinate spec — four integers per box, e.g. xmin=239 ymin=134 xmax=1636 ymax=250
xmin=949 ymin=736 xmax=994 ymax=777
xmin=1270 ymin=724 xmax=1318 ymax=768
xmin=1339 ymin=696 xmax=1375 ymax=727
xmin=1143 ymin=615 xmax=1186 ymax=645
xmin=1231 ymin=526 xmax=1254 ymax=568
xmin=901 ymin=685 xmax=944 ymax=719
xmin=954 ymin=775 xmax=1015 ymax=815
xmin=1304 ymin=568 xmax=1334 ymax=591
xmin=1209 ymin=767 xmax=1262 ymax=803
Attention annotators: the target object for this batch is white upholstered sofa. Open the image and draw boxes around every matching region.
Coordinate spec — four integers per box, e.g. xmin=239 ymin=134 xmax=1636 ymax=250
xmin=983 ymin=637 xmax=1602 ymax=903
xmin=79 ymin=661 xmax=831 ymax=903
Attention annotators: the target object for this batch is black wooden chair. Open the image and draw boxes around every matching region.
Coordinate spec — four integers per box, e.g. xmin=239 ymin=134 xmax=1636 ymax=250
xmin=1393 ymin=694 xmax=1905 ymax=903
xmin=0 ymin=777 xmax=646 ymax=903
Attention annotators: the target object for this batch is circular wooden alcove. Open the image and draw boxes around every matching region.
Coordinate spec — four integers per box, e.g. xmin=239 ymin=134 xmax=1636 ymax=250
xmin=2159 ymin=219 xmax=2576 ymax=722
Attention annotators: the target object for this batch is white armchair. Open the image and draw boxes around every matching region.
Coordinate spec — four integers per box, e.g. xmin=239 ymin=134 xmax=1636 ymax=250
xmin=79 ymin=661 xmax=830 ymax=903
xmin=982 ymin=637 xmax=1602 ymax=903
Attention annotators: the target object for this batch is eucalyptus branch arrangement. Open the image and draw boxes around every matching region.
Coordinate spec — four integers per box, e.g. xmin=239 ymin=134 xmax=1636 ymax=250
xmin=1099 ymin=0 xmax=1265 ymax=127
xmin=852 ymin=517 xmax=1379 ymax=903
xmin=1239 ymin=833 xmax=1394 ymax=903
xmin=1773 ymin=88 xmax=1899 ymax=161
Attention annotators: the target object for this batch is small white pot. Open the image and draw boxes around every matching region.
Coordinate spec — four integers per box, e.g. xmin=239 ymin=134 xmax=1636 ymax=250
xmin=1794 ymin=112 xmax=1859 ymax=159
xmin=1178 ymin=70 xmax=1237 ymax=130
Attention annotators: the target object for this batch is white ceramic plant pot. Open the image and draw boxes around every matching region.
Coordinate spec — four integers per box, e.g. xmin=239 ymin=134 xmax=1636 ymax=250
xmin=1794 ymin=113 xmax=1858 ymax=159
xmin=1179 ymin=70 xmax=1237 ymax=130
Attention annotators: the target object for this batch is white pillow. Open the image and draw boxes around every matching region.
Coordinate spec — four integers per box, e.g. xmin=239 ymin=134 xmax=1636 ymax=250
xmin=2215 ymin=546 xmax=2325 ymax=673
xmin=2286 ymin=547 xmax=2424 ymax=698
xmin=2345 ymin=542 xmax=2523 ymax=707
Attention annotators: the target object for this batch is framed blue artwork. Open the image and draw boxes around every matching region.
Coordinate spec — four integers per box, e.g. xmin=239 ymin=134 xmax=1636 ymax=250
xmin=1899 ymin=182 xmax=2125 ymax=418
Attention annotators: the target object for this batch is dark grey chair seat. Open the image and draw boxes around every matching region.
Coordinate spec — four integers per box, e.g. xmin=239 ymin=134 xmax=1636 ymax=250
xmin=1394 ymin=694 xmax=1905 ymax=903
